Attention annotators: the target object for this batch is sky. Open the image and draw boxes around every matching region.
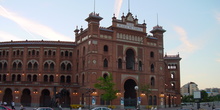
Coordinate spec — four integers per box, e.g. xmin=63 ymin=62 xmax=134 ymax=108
xmin=0 ymin=0 xmax=219 ymax=90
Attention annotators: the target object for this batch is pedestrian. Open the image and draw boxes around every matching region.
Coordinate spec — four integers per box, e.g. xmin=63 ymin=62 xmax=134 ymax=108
xmin=20 ymin=104 xmax=24 ymax=110
xmin=11 ymin=101 xmax=15 ymax=110
xmin=3 ymin=102 xmax=7 ymax=106
xmin=78 ymin=107 xmax=81 ymax=110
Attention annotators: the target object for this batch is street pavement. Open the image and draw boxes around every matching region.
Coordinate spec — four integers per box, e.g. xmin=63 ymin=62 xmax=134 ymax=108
xmin=12 ymin=102 xmax=220 ymax=110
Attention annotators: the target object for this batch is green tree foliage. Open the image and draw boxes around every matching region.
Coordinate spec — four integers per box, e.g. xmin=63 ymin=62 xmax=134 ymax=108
xmin=201 ymin=90 xmax=208 ymax=102
xmin=94 ymin=73 xmax=118 ymax=104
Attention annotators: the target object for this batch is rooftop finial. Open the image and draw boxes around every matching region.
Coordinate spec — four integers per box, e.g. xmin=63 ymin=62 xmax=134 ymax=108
xmin=128 ymin=0 xmax=130 ymax=12
xmin=157 ymin=13 xmax=159 ymax=26
xmin=94 ymin=0 xmax=96 ymax=13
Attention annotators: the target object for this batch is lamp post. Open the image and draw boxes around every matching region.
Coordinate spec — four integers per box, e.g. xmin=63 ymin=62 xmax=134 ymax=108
xmin=86 ymin=88 xmax=95 ymax=110
xmin=134 ymin=86 xmax=140 ymax=110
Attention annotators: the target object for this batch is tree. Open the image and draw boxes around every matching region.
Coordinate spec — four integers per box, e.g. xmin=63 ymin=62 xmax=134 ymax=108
xmin=201 ymin=90 xmax=208 ymax=102
xmin=94 ymin=73 xmax=118 ymax=105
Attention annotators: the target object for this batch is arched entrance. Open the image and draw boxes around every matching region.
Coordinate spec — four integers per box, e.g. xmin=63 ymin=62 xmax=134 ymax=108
xmin=124 ymin=79 xmax=137 ymax=108
xmin=3 ymin=88 xmax=13 ymax=106
xmin=21 ymin=89 xmax=31 ymax=106
xmin=59 ymin=89 xmax=70 ymax=107
xmin=40 ymin=89 xmax=51 ymax=107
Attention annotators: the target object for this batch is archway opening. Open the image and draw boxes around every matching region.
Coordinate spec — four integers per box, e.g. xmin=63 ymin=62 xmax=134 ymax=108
xmin=124 ymin=79 xmax=137 ymax=108
xmin=40 ymin=89 xmax=51 ymax=107
xmin=21 ymin=89 xmax=31 ymax=106
xmin=3 ymin=88 xmax=13 ymax=106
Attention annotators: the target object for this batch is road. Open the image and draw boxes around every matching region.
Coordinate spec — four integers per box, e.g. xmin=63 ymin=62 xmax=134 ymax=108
xmin=12 ymin=102 xmax=220 ymax=110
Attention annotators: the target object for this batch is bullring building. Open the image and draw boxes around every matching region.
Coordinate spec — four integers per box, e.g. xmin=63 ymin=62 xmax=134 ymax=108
xmin=0 ymin=11 xmax=181 ymax=109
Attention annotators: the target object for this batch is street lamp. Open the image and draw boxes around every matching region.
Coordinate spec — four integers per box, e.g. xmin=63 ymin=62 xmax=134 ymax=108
xmin=134 ymin=86 xmax=140 ymax=110
xmin=86 ymin=88 xmax=95 ymax=110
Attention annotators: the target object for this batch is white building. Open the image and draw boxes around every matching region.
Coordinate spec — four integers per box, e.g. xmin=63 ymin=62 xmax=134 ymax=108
xmin=181 ymin=82 xmax=199 ymax=96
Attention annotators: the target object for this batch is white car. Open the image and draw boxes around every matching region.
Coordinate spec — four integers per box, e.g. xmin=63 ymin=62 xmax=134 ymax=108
xmin=91 ymin=107 xmax=112 ymax=110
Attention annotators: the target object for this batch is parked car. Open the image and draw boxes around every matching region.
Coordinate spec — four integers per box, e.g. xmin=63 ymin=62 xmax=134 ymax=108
xmin=215 ymin=108 xmax=220 ymax=110
xmin=91 ymin=107 xmax=112 ymax=110
xmin=33 ymin=107 xmax=53 ymax=110
xmin=0 ymin=105 xmax=12 ymax=110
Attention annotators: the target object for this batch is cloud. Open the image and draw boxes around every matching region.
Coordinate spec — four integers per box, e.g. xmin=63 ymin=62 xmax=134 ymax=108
xmin=168 ymin=26 xmax=198 ymax=57
xmin=0 ymin=31 xmax=22 ymax=41
xmin=0 ymin=5 xmax=73 ymax=41
xmin=114 ymin=0 xmax=123 ymax=18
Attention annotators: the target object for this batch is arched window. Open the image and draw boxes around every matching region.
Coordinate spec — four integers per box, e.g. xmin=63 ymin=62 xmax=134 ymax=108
xmin=139 ymin=61 xmax=142 ymax=71
xmin=44 ymin=75 xmax=48 ymax=82
xmin=49 ymin=75 xmax=54 ymax=82
xmin=28 ymin=62 xmax=32 ymax=69
xmin=66 ymin=76 xmax=71 ymax=83
xmin=118 ymin=59 xmax=122 ymax=69
xmin=48 ymin=50 xmax=52 ymax=56
xmin=17 ymin=74 xmax=21 ymax=81
xmin=103 ymin=45 xmax=108 ymax=52
xmin=32 ymin=50 xmax=35 ymax=55
xmin=126 ymin=49 xmax=135 ymax=70
xmin=53 ymin=51 xmax=56 ymax=56
xmin=12 ymin=62 xmax=16 ymax=69
xmin=0 ymin=63 xmax=2 ymax=70
xmin=153 ymin=96 xmax=157 ymax=105
xmin=18 ymin=62 xmax=22 ymax=69
xmin=36 ymin=51 xmax=39 ymax=56
xmin=171 ymin=82 xmax=175 ymax=89
xmin=3 ymin=62 xmax=7 ymax=70
xmin=27 ymin=75 xmax=31 ymax=81
xmin=61 ymin=63 xmax=65 ymax=70
xmin=151 ymin=77 xmax=155 ymax=86
xmin=82 ymin=74 xmax=85 ymax=86
xmin=151 ymin=64 xmax=154 ymax=72
xmin=3 ymin=74 xmax=6 ymax=81
xmin=44 ymin=51 xmax=47 ymax=56
xmin=150 ymin=51 xmax=154 ymax=58
xmin=148 ymin=95 xmax=152 ymax=105
xmin=33 ymin=62 xmax=38 ymax=69
xmin=171 ymin=72 xmax=175 ymax=79
xmin=60 ymin=76 xmax=65 ymax=83
xmin=50 ymin=63 xmax=54 ymax=70
xmin=17 ymin=50 xmax=20 ymax=56
xmin=83 ymin=47 xmax=86 ymax=55
xmin=44 ymin=63 xmax=49 ymax=70
xmin=76 ymin=75 xmax=79 ymax=84
xmin=77 ymin=49 xmax=79 ymax=57
xmin=12 ymin=74 xmax=16 ymax=81
xmin=103 ymin=59 xmax=108 ymax=67
xmin=103 ymin=73 xmax=108 ymax=79
xmin=67 ymin=63 xmax=71 ymax=71
xmin=33 ymin=75 xmax=37 ymax=82
xmin=61 ymin=51 xmax=64 ymax=56
xmin=65 ymin=51 xmax=68 ymax=57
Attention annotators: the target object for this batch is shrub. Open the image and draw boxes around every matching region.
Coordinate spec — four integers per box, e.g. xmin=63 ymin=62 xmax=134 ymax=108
xmin=70 ymin=104 xmax=83 ymax=109
xmin=108 ymin=105 xmax=116 ymax=109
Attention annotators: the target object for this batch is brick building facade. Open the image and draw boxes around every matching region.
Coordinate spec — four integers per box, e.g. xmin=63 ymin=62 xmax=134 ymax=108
xmin=0 ymin=12 xmax=181 ymax=109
